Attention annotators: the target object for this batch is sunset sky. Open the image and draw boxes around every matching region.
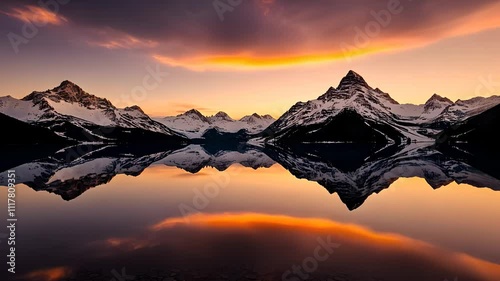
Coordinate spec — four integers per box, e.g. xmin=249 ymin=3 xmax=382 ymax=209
xmin=1 ymin=0 xmax=499 ymax=118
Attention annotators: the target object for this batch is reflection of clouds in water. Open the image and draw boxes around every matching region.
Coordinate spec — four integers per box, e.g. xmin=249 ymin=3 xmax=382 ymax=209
xmin=83 ymin=213 xmax=500 ymax=281
xmin=24 ymin=266 xmax=71 ymax=281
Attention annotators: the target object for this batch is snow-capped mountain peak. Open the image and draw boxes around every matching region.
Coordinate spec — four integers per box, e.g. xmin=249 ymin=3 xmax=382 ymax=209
xmin=211 ymin=111 xmax=233 ymax=122
xmin=180 ymin=109 xmax=210 ymax=122
xmin=22 ymin=80 xmax=114 ymax=111
xmin=420 ymin=93 xmax=454 ymax=118
xmin=426 ymin=93 xmax=453 ymax=104
xmin=1 ymin=81 xmax=180 ymax=138
xmin=337 ymin=70 xmax=370 ymax=91
xmin=155 ymin=110 xmax=276 ymax=138
xmin=240 ymin=113 xmax=264 ymax=123
xmin=124 ymin=105 xmax=145 ymax=114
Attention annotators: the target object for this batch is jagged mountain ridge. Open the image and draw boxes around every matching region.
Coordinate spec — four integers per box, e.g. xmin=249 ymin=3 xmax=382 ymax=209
xmin=260 ymin=70 xmax=500 ymax=145
xmin=0 ymin=81 xmax=186 ymax=143
xmin=155 ymin=109 xmax=275 ymax=139
xmin=1 ymin=73 xmax=499 ymax=144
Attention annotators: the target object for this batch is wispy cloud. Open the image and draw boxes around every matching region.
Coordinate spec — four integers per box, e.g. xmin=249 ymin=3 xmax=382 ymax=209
xmin=1 ymin=5 xmax=67 ymax=25
xmin=86 ymin=28 xmax=158 ymax=50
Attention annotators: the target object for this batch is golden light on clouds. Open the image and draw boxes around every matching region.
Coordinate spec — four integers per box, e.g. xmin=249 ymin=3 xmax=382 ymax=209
xmin=0 ymin=5 xmax=67 ymax=25
xmin=151 ymin=1 xmax=500 ymax=71
xmin=152 ymin=46 xmax=388 ymax=71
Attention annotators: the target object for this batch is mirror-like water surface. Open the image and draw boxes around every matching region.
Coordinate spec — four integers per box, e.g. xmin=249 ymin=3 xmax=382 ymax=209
xmin=1 ymin=144 xmax=499 ymax=281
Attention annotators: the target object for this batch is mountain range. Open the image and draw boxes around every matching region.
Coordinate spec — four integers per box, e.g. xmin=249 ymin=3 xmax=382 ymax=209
xmin=1 ymin=71 xmax=499 ymax=147
xmin=258 ymin=70 xmax=500 ymax=146
xmin=0 ymin=81 xmax=185 ymax=144
xmin=155 ymin=110 xmax=275 ymax=139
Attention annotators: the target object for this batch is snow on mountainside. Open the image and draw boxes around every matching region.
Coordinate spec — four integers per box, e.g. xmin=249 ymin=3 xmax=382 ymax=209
xmin=264 ymin=71 xmax=500 ymax=144
xmin=0 ymin=81 xmax=182 ymax=140
xmin=432 ymin=95 xmax=500 ymax=125
xmin=155 ymin=110 xmax=275 ymax=138
xmin=390 ymin=94 xmax=500 ymax=124
xmin=154 ymin=145 xmax=275 ymax=173
xmin=265 ymin=70 xmax=430 ymax=143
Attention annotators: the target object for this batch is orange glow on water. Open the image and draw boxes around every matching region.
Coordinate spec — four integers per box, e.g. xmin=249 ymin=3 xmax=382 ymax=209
xmin=24 ymin=266 xmax=71 ymax=281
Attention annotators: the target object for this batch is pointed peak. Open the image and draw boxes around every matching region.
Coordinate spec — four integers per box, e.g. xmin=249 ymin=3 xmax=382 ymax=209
xmin=240 ymin=113 xmax=260 ymax=121
xmin=55 ymin=80 xmax=84 ymax=93
xmin=179 ymin=109 xmax=209 ymax=122
xmin=262 ymin=114 xmax=274 ymax=120
xmin=337 ymin=70 xmax=369 ymax=90
xmin=59 ymin=80 xmax=78 ymax=87
xmin=184 ymin=109 xmax=204 ymax=115
xmin=426 ymin=94 xmax=453 ymax=105
xmin=125 ymin=105 xmax=144 ymax=114
xmin=215 ymin=111 xmax=230 ymax=118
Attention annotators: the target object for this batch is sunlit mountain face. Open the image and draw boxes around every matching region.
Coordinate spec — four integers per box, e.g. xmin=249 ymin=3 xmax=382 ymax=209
xmin=1 ymin=0 xmax=500 ymax=280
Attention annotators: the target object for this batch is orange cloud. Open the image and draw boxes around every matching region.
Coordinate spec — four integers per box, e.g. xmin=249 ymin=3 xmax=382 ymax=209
xmin=1 ymin=5 xmax=67 ymax=25
xmin=153 ymin=46 xmax=387 ymax=71
xmin=152 ymin=1 xmax=500 ymax=71
xmin=24 ymin=266 xmax=72 ymax=281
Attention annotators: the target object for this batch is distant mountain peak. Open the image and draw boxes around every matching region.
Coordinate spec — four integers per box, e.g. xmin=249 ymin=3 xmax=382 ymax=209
xmin=59 ymin=80 xmax=79 ymax=88
xmin=337 ymin=70 xmax=369 ymax=90
xmin=179 ymin=109 xmax=209 ymax=122
xmin=215 ymin=111 xmax=229 ymax=117
xmin=124 ymin=105 xmax=145 ymax=114
xmin=183 ymin=108 xmax=204 ymax=116
xmin=212 ymin=111 xmax=233 ymax=121
xmin=426 ymin=94 xmax=453 ymax=105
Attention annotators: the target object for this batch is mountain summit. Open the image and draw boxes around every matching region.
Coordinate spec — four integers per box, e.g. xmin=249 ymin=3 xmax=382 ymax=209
xmin=261 ymin=71 xmax=500 ymax=145
xmin=337 ymin=70 xmax=370 ymax=90
xmin=0 ymin=81 xmax=185 ymax=143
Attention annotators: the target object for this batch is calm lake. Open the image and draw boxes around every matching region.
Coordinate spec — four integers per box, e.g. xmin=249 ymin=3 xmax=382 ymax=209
xmin=1 ymin=144 xmax=500 ymax=281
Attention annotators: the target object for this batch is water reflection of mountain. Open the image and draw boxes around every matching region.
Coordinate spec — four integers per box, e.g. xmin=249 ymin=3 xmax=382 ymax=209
xmin=264 ymin=143 xmax=500 ymax=210
xmin=0 ymin=144 xmax=275 ymax=200
xmin=1 ymin=144 xmax=499 ymax=210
